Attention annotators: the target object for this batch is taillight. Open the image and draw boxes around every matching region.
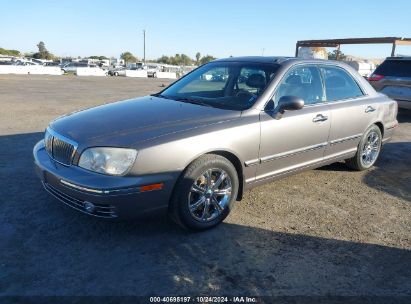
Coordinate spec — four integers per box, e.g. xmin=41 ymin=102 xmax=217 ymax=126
xmin=368 ymin=73 xmax=384 ymax=81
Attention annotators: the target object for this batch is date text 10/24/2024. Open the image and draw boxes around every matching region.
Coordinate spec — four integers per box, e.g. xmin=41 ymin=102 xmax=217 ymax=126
xmin=149 ymin=296 xmax=259 ymax=303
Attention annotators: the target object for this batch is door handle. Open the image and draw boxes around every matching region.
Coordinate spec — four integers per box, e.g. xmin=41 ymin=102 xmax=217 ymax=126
xmin=312 ymin=114 xmax=328 ymax=123
xmin=365 ymin=106 xmax=376 ymax=113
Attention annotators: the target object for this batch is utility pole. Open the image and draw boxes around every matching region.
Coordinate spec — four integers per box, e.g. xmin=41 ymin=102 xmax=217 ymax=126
xmin=143 ymin=29 xmax=146 ymax=64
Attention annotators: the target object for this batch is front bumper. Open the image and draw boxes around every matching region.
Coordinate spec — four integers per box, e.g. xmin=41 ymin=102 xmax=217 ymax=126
xmin=33 ymin=140 xmax=178 ymax=218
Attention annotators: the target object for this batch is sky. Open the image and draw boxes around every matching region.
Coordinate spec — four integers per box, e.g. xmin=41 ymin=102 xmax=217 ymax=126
xmin=1 ymin=0 xmax=411 ymax=60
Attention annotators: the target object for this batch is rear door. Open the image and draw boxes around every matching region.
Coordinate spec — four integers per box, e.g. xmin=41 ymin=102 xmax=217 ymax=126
xmin=321 ymin=65 xmax=376 ymax=159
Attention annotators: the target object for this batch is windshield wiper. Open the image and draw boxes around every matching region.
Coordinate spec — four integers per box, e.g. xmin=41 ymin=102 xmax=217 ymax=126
xmin=174 ymin=97 xmax=212 ymax=107
xmin=151 ymin=93 xmax=177 ymax=100
xmin=152 ymin=94 xmax=212 ymax=107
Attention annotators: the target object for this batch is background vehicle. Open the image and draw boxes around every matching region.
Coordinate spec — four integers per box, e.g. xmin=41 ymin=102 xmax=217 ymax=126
xmin=34 ymin=57 xmax=398 ymax=231
xmin=44 ymin=62 xmax=61 ymax=67
xmin=369 ymin=57 xmax=411 ymax=109
xmin=13 ymin=60 xmax=39 ymax=66
xmin=108 ymin=66 xmax=126 ymax=76
xmin=62 ymin=62 xmax=88 ymax=73
xmin=145 ymin=64 xmax=161 ymax=77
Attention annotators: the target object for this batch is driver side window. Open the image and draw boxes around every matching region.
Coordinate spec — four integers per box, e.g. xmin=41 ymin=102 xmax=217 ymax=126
xmin=274 ymin=65 xmax=324 ymax=107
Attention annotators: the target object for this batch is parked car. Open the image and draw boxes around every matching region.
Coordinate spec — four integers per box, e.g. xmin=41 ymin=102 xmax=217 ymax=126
xmin=62 ymin=62 xmax=88 ymax=73
xmin=145 ymin=64 xmax=160 ymax=77
xmin=44 ymin=62 xmax=61 ymax=67
xmin=13 ymin=60 xmax=38 ymax=66
xmin=369 ymin=57 xmax=411 ymax=109
xmin=108 ymin=67 xmax=126 ymax=76
xmin=33 ymin=57 xmax=398 ymax=230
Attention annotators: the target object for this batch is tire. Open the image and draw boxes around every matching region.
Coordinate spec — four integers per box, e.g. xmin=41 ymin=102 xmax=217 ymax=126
xmin=114 ymin=72 xmax=119 ymax=76
xmin=169 ymin=154 xmax=239 ymax=231
xmin=345 ymin=124 xmax=382 ymax=171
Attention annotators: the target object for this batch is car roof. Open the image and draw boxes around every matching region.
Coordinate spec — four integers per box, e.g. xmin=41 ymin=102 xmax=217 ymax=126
xmin=215 ymin=56 xmax=291 ymax=63
xmin=384 ymin=56 xmax=411 ymax=61
xmin=214 ymin=56 xmax=333 ymax=65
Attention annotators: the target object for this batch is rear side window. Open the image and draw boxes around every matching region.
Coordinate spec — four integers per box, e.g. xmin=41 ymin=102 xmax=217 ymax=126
xmin=320 ymin=66 xmax=364 ymax=101
xmin=374 ymin=60 xmax=411 ymax=77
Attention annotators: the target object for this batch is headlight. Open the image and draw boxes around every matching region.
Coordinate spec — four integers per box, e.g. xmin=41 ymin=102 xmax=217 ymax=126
xmin=78 ymin=147 xmax=137 ymax=176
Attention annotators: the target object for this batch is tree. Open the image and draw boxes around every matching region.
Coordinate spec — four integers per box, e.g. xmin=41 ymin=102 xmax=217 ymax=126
xmin=37 ymin=41 xmax=47 ymax=53
xmin=200 ymin=55 xmax=216 ymax=65
xmin=157 ymin=55 xmax=171 ymax=64
xmin=0 ymin=48 xmax=20 ymax=56
xmin=155 ymin=53 xmax=217 ymax=66
xmin=120 ymin=52 xmax=137 ymax=65
xmin=89 ymin=55 xmax=109 ymax=60
xmin=32 ymin=41 xmax=54 ymax=60
xmin=156 ymin=54 xmax=194 ymax=66
xmin=179 ymin=54 xmax=192 ymax=66
xmin=327 ymin=49 xmax=346 ymax=61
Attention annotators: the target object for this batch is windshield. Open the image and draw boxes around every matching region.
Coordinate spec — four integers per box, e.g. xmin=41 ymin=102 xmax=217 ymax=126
xmin=158 ymin=61 xmax=280 ymax=110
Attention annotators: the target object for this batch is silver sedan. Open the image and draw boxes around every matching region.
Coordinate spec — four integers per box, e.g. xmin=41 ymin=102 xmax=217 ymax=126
xmin=33 ymin=57 xmax=398 ymax=230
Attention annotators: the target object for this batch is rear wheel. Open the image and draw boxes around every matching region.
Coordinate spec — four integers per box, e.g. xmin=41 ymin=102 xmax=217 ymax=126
xmin=114 ymin=72 xmax=119 ymax=76
xmin=170 ymin=154 xmax=238 ymax=230
xmin=345 ymin=124 xmax=382 ymax=171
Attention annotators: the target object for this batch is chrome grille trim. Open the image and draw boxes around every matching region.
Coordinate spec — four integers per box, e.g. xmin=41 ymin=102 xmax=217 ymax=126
xmin=43 ymin=182 xmax=118 ymax=218
xmin=44 ymin=127 xmax=78 ymax=166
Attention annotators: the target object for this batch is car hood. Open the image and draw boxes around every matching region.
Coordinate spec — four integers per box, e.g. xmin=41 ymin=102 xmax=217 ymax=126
xmin=50 ymin=96 xmax=241 ymax=147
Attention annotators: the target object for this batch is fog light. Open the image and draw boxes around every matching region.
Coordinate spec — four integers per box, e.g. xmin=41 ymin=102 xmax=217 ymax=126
xmin=84 ymin=201 xmax=95 ymax=213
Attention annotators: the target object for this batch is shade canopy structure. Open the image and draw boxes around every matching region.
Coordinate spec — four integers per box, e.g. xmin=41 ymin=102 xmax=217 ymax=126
xmin=295 ymin=37 xmax=411 ymax=59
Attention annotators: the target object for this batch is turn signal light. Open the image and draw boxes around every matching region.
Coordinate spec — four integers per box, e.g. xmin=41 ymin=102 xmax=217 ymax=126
xmin=139 ymin=183 xmax=164 ymax=192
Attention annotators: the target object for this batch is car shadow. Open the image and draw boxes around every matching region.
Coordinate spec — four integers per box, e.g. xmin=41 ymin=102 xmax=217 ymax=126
xmin=316 ymin=161 xmax=354 ymax=172
xmin=363 ymin=141 xmax=411 ymax=202
xmin=317 ymin=142 xmax=411 ymax=203
xmin=1 ymin=132 xmax=411 ymax=299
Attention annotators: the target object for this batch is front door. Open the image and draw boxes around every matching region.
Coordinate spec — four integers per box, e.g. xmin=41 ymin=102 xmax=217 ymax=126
xmin=256 ymin=64 xmax=331 ymax=181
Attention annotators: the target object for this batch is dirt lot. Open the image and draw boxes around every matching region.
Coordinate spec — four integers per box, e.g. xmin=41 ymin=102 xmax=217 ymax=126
xmin=0 ymin=75 xmax=410 ymax=300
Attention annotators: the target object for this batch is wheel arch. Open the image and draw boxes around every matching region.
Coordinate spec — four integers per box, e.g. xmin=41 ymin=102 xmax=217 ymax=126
xmin=206 ymin=150 xmax=244 ymax=201
xmin=176 ymin=149 xmax=245 ymax=202
xmin=373 ymin=121 xmax=384 ymax=138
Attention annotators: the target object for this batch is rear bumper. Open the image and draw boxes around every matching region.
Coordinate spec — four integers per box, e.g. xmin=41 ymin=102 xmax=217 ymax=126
xmin=396 ymin=100 xmax=411 ymax=110
xmin=382 ymin=120 xmax=399 ymax=144
xmin=33 ymin=140 xmax=179 ymax=218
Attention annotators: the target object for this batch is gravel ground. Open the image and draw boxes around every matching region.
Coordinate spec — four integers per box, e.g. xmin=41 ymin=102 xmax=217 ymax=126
xmin=0 ymin=75 xmax=410 ymax=300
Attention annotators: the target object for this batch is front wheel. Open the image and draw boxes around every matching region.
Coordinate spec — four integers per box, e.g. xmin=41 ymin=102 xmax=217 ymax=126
xmin=170 ymin=154 xmax=239 ymax=231
xmin=345 ymin=124 xmax=382 ymax=171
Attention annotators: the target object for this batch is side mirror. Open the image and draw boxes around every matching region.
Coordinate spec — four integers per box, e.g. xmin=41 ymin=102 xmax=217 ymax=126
xmin=273 ymin=96 xmax=304 ymax=119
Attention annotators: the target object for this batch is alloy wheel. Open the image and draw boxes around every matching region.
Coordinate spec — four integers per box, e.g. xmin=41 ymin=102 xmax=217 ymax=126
xmin=188 ymin=168 xmax=232 ymax=222
xmin=361 ymin=130 xmax=381 ymax=167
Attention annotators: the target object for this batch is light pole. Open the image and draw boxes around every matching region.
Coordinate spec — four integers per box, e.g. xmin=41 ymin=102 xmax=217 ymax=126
xmin=143 ymin=29 xmax=146 ymax=64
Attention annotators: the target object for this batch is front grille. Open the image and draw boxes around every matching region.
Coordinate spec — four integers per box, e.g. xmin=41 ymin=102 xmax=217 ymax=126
xmin=44 ymin=128 xmax=76 ymax=166
xmin=43 ymin=182 xmax=117 ymax=218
